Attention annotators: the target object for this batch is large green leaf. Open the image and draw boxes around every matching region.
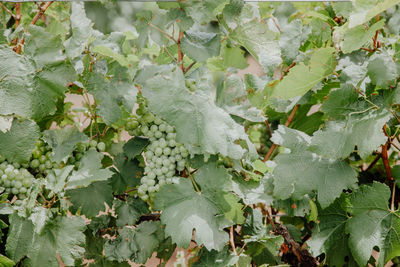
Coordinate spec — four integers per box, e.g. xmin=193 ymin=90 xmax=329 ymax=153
xmin=105 ymin=221 xmax=166 ymax=264
xmin=216 ymin=76 xmax=265 ymax=122
xmin=272 ymin=126 xmax=357 ymax=208
xmin=114 ymin=198 xmax=149 ymax=227
xmin=67 ymin=181 xmax=114 ymax=218
xmin=308 ymin=195 xmax=353 ymax=266
xmin=87 ymin=74 xmax=137 ymax=125
xmin=180 ymin=0 xmax=229 ymax=25
xmin=154 ymin=178 xmax=229 ymax=250
xmin=139 ymin=65 xmax=254 ymax=160
xmin=181 ymin=31 xmax=221 ymax=62
xmin=0 ymin=45 xmax=75 ymax=120
xmin=66 ymin=150 xmax=113 ymax=189
xmin=342 ymin=20 xmax=385 ymax=54
xmin=230 ymin=19 xmax=281 ymax=74
xmin=346 ymin=182 xmax=400 ymax=267
xmin=271 ymin=47 xmax=336 ymax=100
xmin=6 ymin=214 xmax=86 ymax=267
xmin=348 ymin=0 xmax=400 ymax=28
xmin=43 ymin=128 xmax=89 ymax=163
xmin=310 ymin=109 xmax=392 ymax=159
xmin=0 ymin=119 xmax=40 ymax=163
xmin=367 ymin=52 xmax=398 ymax=87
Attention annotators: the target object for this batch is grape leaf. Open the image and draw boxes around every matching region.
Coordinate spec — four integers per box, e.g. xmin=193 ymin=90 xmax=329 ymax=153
xmin=348 ymin=0 xmax=400 ymax=28
xmin=180 ymin=0 xmax=229 ymax=25
xmin=43 ymin=128 xmax=89 ymax=163
xmin=192 ymin=247 xmax=238 ymax=267
xmin=114 ymin=198 xmax=149 ymax=227
xmin=0 ymin=38 xmax=75 ymax=120
xmin=67 ymin=181 xmax=114 ymax=218
xmin=44 ymin=166 xmax=74 ymax=194
xmin=216 ymin=76 xmax=266 ymax=122
xmin=87 ymin=74 xmax=138 ymax=125
xmin=342 ymin=20 xmax=385 ymax=54
xmin=367 ymin=52 xmax=398 ymax=87
xmin=122 ymin=137 xmax=149 ymax=160
xmin=245 ymin=234 xmax=284 ymax=266
xmin=308 ymin=195 xmax=353 ymax=267
xmin=346 ymin=182 xmax=400 ymax=267
xmin=6 ymin=214 xmax=86 ymax=267
xmin=279 ymin=19 xmax=304 ymax=64
xmin=64 ymin=2 xmax=103 ymax=60
xmin=154 ymin=178 xmax=229 ymax=250
xmin=105 ymin=221 xmax=166 ymax=264
xmin=6 ymin=213 xmax=35 ymax=263
xmin=271 ymin=47 xmax=336 ymax=100
xmin=272 ymin=126 xmax=357 ymax=208
xmin=66 ymin=150 xmax=113 ymax=189
xmin=181 ymin=31 xmax=221 ymax=62
xmin=310 ymin=109 xmax=392 ymax=159
xmin=111 ymin=154 xmax=143 ymax=194
xmin=230 ymin=19 xmax=281 ymax=74
xmin=232 ymin=175 xmax=274 ymax=206
xmin=139 ymin=65 xmax=254 ymax=160
xmin=0 ymin=119 xmax=40 ymax=163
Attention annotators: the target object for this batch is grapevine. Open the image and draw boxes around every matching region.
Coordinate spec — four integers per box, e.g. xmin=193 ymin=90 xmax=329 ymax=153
xmin=0 ymin=1 xmax=399 ymax=267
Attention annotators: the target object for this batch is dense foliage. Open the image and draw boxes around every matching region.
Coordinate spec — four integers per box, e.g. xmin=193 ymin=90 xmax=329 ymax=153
xmin=0 ymin=1 xmax=399 ymax=266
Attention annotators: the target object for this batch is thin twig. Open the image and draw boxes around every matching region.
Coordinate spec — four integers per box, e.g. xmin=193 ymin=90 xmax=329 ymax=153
xmin=15 ymin=3 xmax=21 ymax=27
xmin=364 ymin=153 xmax=381 ymax=172
xmin=382 ymin=137 xmax=395 ymax=211
xmin=184 ymin=61 xmax=196 ymax=74
xmin=0 ymin=3 xmax=16 ymax=18
xmin=264 ymin=119 xmax=273 ymax=137
xmin=31 ymin=2 xmax=53 ymax=25
xmin=148 ymin=22 xmax=176 ymax=42
xmin=271 ymin=15 xmax=282 ymax=32
xmin=229 ymin=226 xmax=238 ymax=255
xmin=263 ymin=105 xmax=299 ymax=162
xmin=177 ymin=31 xmax=184 ymax=71
xmin=15 ymin=2 xmax=53 ymax=54
xmin=164 ymin=46 xmax=179 ymax=65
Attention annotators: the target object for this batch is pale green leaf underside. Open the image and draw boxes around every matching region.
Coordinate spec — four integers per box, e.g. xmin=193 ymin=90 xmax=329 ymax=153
xmin=271 ymin=47 xmax=336 ymax=100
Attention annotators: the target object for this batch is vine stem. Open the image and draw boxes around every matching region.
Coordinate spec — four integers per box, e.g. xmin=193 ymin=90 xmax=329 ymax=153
xmin=177 ymin=31 xmax=184 ymax=71
xmin=15 ymin=1 xmax=53 ymax=54
xmin=381 ymin=133 xmax=395 ymax=211
xmin=263 ymin=105 xmax=299 ymax=162
xmin=229 ymin=226 xmax=240 ymax=267
xmin=15 ymin=3 xmax=21 ymax=27
xmin=0 ymin=3 xmax=16 ymax=18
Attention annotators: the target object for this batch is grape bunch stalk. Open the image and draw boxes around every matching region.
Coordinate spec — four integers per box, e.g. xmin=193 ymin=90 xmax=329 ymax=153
xmin=135 ymin=114 xmax=189 ymax=201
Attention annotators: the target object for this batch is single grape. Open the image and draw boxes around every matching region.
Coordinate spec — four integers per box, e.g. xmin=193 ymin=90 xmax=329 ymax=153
xmin=97 ymin=142 xmax=106 ymax=152
xmin=39 ymin=155 xmax=47 ymax=164
xmin=166 ymin=125 xmax=174 ymax=133
xmin=159 ymin=124 xmax=167 ymax=132
xmin=155 ymin=147 xmax=163 ymax=156
xmin=89 ymin=140 xmax=98 ymax=148
xmin=163 ymin=147 xmax=171 ymax=156
xmin=150 ymin=125 xmax=158 ymax=133
xmin=154 ymin=131 xmax=163 ymax=138
xmin=154 ymin=117 xmax=163 ymax=125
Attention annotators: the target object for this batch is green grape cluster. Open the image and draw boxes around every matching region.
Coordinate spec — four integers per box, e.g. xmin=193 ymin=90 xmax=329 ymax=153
xmin=29 ymin=139 xmax=59 ymax=176
xmin=68 ymin=139 xmax=106 ymax=169
xmin=0 ymin=158 xmax=34 ymax=199
xmin=136 ymin=114 xmax=189 ymax=201
xmin=125 ymin=115 xmax=140 ymax=136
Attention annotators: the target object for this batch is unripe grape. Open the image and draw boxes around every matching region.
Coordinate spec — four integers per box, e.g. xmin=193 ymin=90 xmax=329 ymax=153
xmin=150 ymin=125 xmax=158 ymax=133
xmin=155 ymin=131 xmax=163 ymax=138
xmin=89 ymin=140 xmax=98 ymax=148
xmin=163 ymin=147 xmax=171 ymax=155
xmin=97 ymin=142 xmax=106 ymax=152
xmin=39 ymin=155 xmax=47 ymax=164
xmin=155 ymin=147 xmax=163 ymax=156
xmin=154 ymin=117 xmax=163 ymax=125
